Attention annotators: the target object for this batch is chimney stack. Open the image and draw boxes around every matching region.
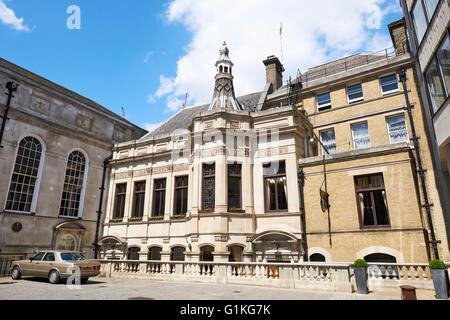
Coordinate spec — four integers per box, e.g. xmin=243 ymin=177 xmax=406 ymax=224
xmin=388 ymin=18 xmax=410 ymax=55
xmin=263 ymin=55 xmax=285 ymax=93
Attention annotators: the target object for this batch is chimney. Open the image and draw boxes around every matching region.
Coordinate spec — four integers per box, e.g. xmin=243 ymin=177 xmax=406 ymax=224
xmin=263 ymin=55 xmax=285 ymax=93
xmin=388 ymin=18 xmax=410 ymax=55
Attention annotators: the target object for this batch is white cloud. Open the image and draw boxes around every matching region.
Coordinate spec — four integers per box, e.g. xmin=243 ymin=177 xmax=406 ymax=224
xmin=143 ymin=122 xmax=163 ymax=133
xmin=150 ymin=0 xmax=400 ymax=113
xmin=0 ymin=0 xmax=29 ymax=31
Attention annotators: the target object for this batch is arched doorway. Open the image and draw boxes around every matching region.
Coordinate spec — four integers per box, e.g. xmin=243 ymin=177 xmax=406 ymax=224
xmin=251 ymin=230 xmax=302 ymax=263
xmin=200 ymin=246 xmax=214 ymax=275
xmin=364 ymin=253 xmax=398 ymax=279
xmin=228 ymin=246 xmax=243 ymax=262
xmin=98 ymin=236 xmax=128 ymax=259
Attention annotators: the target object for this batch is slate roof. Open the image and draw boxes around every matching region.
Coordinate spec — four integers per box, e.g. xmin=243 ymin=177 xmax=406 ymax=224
xmin=147 ymin=91 xmax=262 ymax=138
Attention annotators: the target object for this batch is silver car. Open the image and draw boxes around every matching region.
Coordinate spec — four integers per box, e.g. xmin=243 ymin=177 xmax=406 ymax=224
xmin=10 ymin=251 xmax=101 ymax=284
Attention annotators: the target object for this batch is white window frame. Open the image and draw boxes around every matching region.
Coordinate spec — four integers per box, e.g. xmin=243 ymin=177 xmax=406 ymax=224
xmin=4 ymin=135 xmax=46 ymax=215
xmin=58 ymin=149 xmax=89 ymax=220
xmin=319 ymin=128 xmax=337 ymax=155
xmin=347 ymin=83 xmax=364 ymax=104
xmin=379 ymin=73 xmax=399 ymax=95
xmin=351 ymin=121 xmax=371 ymax=150
xmin=386 ymin=114 xmax=410 ymax=145
xmin=317 ymin=92 xmax=332 ymax=112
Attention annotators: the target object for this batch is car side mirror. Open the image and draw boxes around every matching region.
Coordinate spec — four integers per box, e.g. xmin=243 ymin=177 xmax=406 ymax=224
xmin=29 ymin=258 xmax=34 ymax=262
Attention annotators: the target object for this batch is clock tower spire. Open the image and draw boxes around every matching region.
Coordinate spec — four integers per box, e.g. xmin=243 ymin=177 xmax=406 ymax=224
xmin=208 ymin=42 xmax=244 ymax=111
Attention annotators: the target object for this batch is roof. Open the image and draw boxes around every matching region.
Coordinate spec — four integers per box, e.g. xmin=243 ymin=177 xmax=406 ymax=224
xmin=148 ymin=91 xmax=262 ymax=137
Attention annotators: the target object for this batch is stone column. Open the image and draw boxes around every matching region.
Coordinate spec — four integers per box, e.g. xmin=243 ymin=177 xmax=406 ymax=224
xmin=215 ymin=146 xmax=228 ymax=213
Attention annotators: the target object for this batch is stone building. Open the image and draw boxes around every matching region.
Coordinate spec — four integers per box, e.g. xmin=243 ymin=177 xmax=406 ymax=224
xmin=100 ymin=21 xmax=450 ymax=264
xmin=0 ymin=58 xmax=147 ymax=262
xmin=399 ymin=0 xmax=450 ymax=259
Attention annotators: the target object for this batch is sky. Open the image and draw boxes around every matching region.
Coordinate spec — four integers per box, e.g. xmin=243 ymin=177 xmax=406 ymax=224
xmin=0 ymin=0 xmax=403 ymax=132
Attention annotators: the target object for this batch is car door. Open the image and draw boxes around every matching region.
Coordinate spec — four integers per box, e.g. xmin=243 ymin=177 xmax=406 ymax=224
xmin=40 ymin=252 xmax=56 ymax=277
xmin=23 ymin=252 xmax=46 ymax=276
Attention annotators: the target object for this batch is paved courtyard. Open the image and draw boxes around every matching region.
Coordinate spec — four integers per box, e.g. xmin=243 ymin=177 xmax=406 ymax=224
xmin=0 ymin=276 xmax=440 ymax=300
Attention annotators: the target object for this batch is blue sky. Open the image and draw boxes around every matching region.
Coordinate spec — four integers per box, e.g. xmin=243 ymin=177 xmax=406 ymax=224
xmin=0 ymin=0 xmax=403 ymax=131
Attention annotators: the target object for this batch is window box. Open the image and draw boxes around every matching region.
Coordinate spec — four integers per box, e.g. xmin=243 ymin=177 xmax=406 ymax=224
xmin=129 ymin=216 xmax=143 ymax=222
xmin=199 ymin=209 xmax=215 ymax=214
xmin=229 ymin=208 xmax=245 ymax=213
xmin=149 ymin=215 xmax=164 ymax=221
xmin=171 ymin=214 xmax=187 ymax=220
xmin=110 ymin=218 xmax=123 ymax=223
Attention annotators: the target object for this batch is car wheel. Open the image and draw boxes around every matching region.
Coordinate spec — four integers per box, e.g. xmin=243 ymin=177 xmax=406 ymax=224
xmin=48 ymin=270 xmax=60 ymax=284
xmin=11 ymin=266 xmax=22 ymax=280
xmin=81 ymin=278 xmax=89 ymax=284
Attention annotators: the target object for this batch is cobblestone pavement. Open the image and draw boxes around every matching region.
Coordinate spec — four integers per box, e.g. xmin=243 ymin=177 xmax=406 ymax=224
xmin=0 ymin=277 xmax=440 ymax=300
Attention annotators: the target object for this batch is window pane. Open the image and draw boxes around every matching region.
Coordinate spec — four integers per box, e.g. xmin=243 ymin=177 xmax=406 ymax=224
xmin=360 ymin=192 xmax=374 ymax=226
xmin=318 ymin=92 xmax=331 ymax=108
xmin=348 ymin=84 xmax=363 ymax=102
xmin=426 ymin=58 xmax=447 ymax=112
xmin=203 ymin=177 xmax=215 ymax=210
xmin=437 ymin=35 xmax=450 ymax=97
xmin=149 ymin=247 xmax=162 ymax=261
xmin=373 ymin=190 xmax=389 ymax=225
xmin=352 ymin=123 xmax=370 ymax=150
xmin=228 ymin=176 xmax=241 ymax=210
xmin=387 ymin=115 xmax=408 ymax=143
xmin=59 ymin=151 xmax=86 ymax=218
xmin=425 ymin=0 xmax=439 ymax=20
xmin=320 ymin=129 xmax=336 ymax=154
xmin=276 ymin=177 xmax=288 ymax=210
xmin=171 ymin=247 xmax=185 ymax=261
xmin=380 ymin=74 xmax=399 ymax=93
xmin=412 ymin=0 xmax=428 ymax=43
xmin=265 ymin=178 xmax=277 ymax=211
xmin=263 ymin=161 xmax=286 ymax=176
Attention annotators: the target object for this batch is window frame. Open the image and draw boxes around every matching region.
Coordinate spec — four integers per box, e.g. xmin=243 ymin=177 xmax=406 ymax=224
xmin=425 ymin=31 xmax=450 ymax=114
xmin=228 ymin=163 xmax=243 ymax=212
xmin=354 ymin=174 xmax=391 ymax=230
xmin=112 ymin=183 xmax=127 ymax=220
xmin=386 ymin=114 xmax=410 ymax=144
xmin=317 ymin=92 xmax=332 ymax=112
xmin=351 ymin=122 xmax=371 ymax=150
xmin=379 ymin=73 xmax=400 ymax=95
xmin=263 ymin=161 xmax=288 ymax=213
xmin=131 ymin=181 xmax=146 ymax=219
xmin=201 ymin=164 xmax=216 ymax=213
xmin=152 ymin=178 xmax=167 ymax=218
xmin=174 ymin=175 xmax=189 ymax=216
xmin=5 ymin=136 xmax=46 ymax=215
xmin=347 ymin=83 xmax=364 ymax=104
xmin=319 ymin=128 xmax=337 ymax=155
xmin=58 ymin=150 xmax=89 ymax=219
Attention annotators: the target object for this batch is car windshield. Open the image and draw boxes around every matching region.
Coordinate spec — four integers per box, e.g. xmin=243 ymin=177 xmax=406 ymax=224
xmin=60 ymin=253 xmax=88 ymax=261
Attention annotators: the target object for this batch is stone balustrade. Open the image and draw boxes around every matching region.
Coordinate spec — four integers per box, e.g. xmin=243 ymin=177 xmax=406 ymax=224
xmin=96 ymin=260 xmax=449 ymax=293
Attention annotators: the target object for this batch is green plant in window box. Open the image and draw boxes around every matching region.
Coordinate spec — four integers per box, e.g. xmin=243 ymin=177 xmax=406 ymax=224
xmin=150 ymin=215 xmax=164 ymax=220
xmin=110 ymin=217 xmax=123 ymax=223
xmin=129 ymin=216 xmax=143 ymax=222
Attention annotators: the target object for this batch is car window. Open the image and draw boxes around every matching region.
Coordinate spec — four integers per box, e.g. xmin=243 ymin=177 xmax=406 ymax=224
xmin=32 ymin=252 xmax=46 ymax=261
xmin=60 ymin=253 xmax=88 ymax=261
xmin=43 ymin=253 xmax=55 ymax=262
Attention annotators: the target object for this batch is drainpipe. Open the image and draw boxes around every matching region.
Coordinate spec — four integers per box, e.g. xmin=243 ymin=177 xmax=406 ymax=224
xmin=399 ymin=69 xmax=440 ymax=260
xmin=93 ymin=154 xmax=113 ymax=259
xmin=0 ymin=82 xmax=18 ymax=148
xmin=298 ymin=168 xmax=308 ymax=261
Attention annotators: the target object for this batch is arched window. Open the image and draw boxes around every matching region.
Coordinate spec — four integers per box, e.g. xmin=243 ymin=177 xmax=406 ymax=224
xmin=59 ymin=151 xmax=87 ymax=218
xmin=364 ymin=253 xmax=398 ymax=279
xmin=310 ymin=253 xmax=326 ymax=262
xmin=128 ymin=247 xmax=140 ymax=260
xmin=6 ymin=137 xmax=44 ymax=213
xmin=148 ymin=247 xmax=162 ymax=261
xmin=170 ymin=246 xmax=185 ymax=261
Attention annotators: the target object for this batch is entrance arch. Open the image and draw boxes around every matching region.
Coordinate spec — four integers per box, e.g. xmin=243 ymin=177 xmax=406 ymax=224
xmin=251 ymin=230 xmax=302 ymax=263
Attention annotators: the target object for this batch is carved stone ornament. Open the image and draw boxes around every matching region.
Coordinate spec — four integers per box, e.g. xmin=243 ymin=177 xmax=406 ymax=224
xmin=76 ymin=114 xmax=93 ymax=131
xmin=30 ymin=97 xmax=50 ymax=115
